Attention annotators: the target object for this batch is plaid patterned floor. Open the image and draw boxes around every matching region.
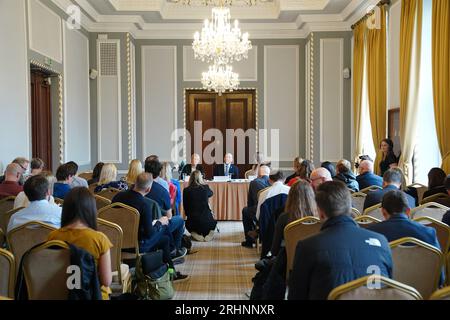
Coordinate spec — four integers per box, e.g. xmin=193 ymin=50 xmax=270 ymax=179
xmin=173 ymin=222 xmax=259 ymax=300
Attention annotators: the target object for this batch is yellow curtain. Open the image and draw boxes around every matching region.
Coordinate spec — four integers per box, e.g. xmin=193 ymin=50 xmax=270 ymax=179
xmin=353 ymin=23 xmax=366 ymax=168
xmin=398 ymin=0 xmax=422 ymax=184
xmin=367 ymin=5 xmax=387 ymax=175
xmin=432 ymin=0 xmax=450 ymax=173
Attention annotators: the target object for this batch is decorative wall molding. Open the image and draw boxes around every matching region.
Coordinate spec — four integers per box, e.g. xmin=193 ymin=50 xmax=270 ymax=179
xmin=126 ymin=33 xmax=132 ymax=163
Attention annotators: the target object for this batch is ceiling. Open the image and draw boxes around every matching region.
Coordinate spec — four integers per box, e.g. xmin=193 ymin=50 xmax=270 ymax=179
xmin=51 ymin=0 xmax=380 ymax=38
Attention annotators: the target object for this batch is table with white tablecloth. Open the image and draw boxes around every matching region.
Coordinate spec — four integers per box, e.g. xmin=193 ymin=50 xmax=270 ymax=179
xmin=179 ymin=181 xmax=250 ymax=221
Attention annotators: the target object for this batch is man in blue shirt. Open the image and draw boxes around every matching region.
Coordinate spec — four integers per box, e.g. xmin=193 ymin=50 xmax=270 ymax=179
xmin=53 ymin=164 xmax=72 ymax=200
xmin=145 ymin=158 xmax=186 ymax=259
xmin=357 ymin=160 xmax=383 ymax=190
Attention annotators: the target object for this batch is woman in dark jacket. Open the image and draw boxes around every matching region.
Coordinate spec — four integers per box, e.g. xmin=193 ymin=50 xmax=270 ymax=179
xmin=379 ymin=138 xmax=398 ymax=176
xmin=423 ymin=167 xmax=447 ymax=199
xmin=334 ymin=159 xmax=359 ymax=192
xmin=183 ymin=170 xmax=217 ymax=241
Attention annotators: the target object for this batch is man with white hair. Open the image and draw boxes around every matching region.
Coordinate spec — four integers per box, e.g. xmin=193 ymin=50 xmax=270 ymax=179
xmin=241 ymin=165 xmax=271 ymax=247
xmin=0 ymin=163 xmax=24 ymax=199
xmin=356 ymin=160 xmax=383 ymax=190
xmin=213 ymin=153 xmax=240 ymax=179
xmin=310 ymin=168 xmax=332 ymax=191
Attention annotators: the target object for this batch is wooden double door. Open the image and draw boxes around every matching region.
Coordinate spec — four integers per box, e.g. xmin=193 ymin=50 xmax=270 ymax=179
xmin=186 ymin=90 xmax=257 ymax=179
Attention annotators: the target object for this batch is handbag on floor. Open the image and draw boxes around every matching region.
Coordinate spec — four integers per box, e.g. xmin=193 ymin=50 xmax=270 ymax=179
xmin=133 ymin=250 xmax=174 ymax=300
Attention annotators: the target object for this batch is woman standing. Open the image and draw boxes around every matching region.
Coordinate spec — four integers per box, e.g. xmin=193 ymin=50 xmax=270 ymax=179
xmin=183 ymin=170 xmax=217 ymax=242
xmin=379 ymin=138 xmax=398 ymax=176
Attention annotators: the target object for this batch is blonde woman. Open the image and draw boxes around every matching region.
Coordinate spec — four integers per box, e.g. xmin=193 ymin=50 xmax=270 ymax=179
xmin=94 ymin=163 xmax=128 ymax=193
xmin=285 ymin=156 xmax=304 ymax=185
xmin=123 ymin=159 xmax=143 ymax=185
xmin=183 ymin=170 xmax=217 ymax=241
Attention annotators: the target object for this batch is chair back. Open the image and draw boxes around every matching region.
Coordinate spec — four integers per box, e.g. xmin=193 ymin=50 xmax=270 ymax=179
xmin=23 ymin=240 xmax=70 ymax=300
xmin=97 ymin=188 xmax=121 ymax=201
xmin=390 ymin=237 xmax=443 ymax=299
xmin=98 ymin=203 xmax=140 ymax=259
xmin=430 ymin=286 xmax=450 ymax=300
xmin=94 ymin=195 xmax=111 ymax=211
xmin=351 ymin=192 xmax=367 ymax=216
xmin=351 ymin=208 xmax=361 ymax=218
xmin=0 ymin=248 xmax=15 ymax=298
xmin=97 ymin=218 xmax=123 ymax=283
xmin=78 ymin=172 xmax=93 ymax=181
xmin=284 ymin=216 xmax=322 ymax=278
xmin=0 ymin=197 xmax=15 ymax=231
xmin=359 ymin=185 xmax=382 ymax=194
xmin=354 ymin=215 xmax=382 ymax=228
xmin=408 ymin=183 xmax=428 ymax=203
xmin=7 ymin=221 xmax=57 ymax=272
xmin=0 ymin=207 xmax=24 ymax=235
xmin=411 ymin=202 xmax=449 ymax=221
xmin=328 ymin=275 xmax=422 ymax=300
xmin=0 ymin=228 xmax=4 ymax=248
xmin=421 ymin=193 xmax=450 ymax=205
xmin=88 ymin=183 xmax=98 ymax=194
xmin=414 ymin=216 xmax=450 ymax=253
xmin=363 ymin=204 xmax=384 ymax=221
xmin=244 ymin=169 xmax=254 ymax=180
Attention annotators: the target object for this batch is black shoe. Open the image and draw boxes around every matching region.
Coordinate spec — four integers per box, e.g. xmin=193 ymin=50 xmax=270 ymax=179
xmin=173 ymin=271 xmax=190 ymax=282
xmin=171 ymin=247 xmax=188 ymax=261
xmin=173 ymin=257 xmax=185 ymax=265
xmin=241 ymin=241 xmax=254 ymax=248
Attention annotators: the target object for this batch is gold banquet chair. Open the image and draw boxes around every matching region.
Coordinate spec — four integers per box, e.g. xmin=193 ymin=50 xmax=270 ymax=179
xmin=408 ymin=183 xmax=428 ymax=204
xmin=0 ymin=248 xmax=15 ymax=299
xmin=421 ymin=193 xmax=450 ymax=206
xmin=95 ymin=195 xmax=111 ymax=211
xmin=390 ymin=237 xmax=443 ymax=299
xmin=328 ymin=275 xmax=422 ymax=300
xmin=354 ymin=215 xmax=382 ymax=229
xmin=430 ymin=286 xmax=450 ymax=300
xmin=97 ymin=187 xmax=121 ymax=201
xmin=98 ymin=203 xmax=140 ymax=262
xmin=284 ymin=216 xmax=322 ymax=279
xmin=97 ymin=219 xmax=131 ymax=294
xmin=351 ymin=208 xmax=361 ymax=218
xmin=359 ymin=185 xmax=382 ymax=194
xmin=363 ymin=204 xmax=384 ymax=221
xmin=7 ymin=221 xmax=57 ymax=273
xmin=0 ymin=197 xmax=16 ymax=232
xmin=411 ymin=202 xmax=449 ymax=221
xmin=414 ymin=216 xmax=450 ymax=253
xmin=0 ymin=207 xmax=24 ymax=237
xmin=0 ymin=228 xmax=5 ymax=248
xmin=22 ymin=240 xmax=71 ymax=300
xmin=78 ymin=172 xmax=93 ymax=181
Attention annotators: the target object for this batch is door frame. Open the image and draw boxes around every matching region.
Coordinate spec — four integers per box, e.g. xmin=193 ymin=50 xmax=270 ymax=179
xmin=182 ymin=88 xmax=259 ymax=164
xmin=30 ymin=60 xmax=64 ymax=170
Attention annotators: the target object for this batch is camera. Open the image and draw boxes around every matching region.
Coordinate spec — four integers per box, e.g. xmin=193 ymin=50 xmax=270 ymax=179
xmin=354 ymin=155 xmax=373 ymax=169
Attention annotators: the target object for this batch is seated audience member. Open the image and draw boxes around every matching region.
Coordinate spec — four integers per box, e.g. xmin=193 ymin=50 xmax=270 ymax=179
xmin=8 ymin=175 xmax=61 ymax=232
xmin=334 ymin=159 xmax=359 ymax=192
xmin=48 ymin=188 xmax=112 ymax=299
xmin=310 ymin=168 xmax=333 ymax=192
xmin=287 ymin=160 xmax=315 ymax=187
xmin=145 ymin=160 xmax=187 ymax=259
xmin=66 ymin=161 xmax=88 ymax=188
xmin=145 ymin=158 xmax=169 ymax=192
xmin=423 ymin=167 xmax=447 ymax=199
xmin=0 ymin=157 xmax=30 ymax=186
xmin=0 ymin=163 xmax=24 ymax=199
xmin=94 ymin=163 xmax=128 ymax=193
xmin=363 ymin=169 xmax=416 ymax=211
xmin=160 ymin=162 xmax=177 ymax=206
xmin=88 ymin=162 xmax=104 ymax=185
xmin=122 ymin=159 xmax=143 ymax=186
xmin=183 ymin=170 xmax=217 ymax=242
xmin=246 ymin=152 xmax=271 ymax=179
xmin=368 ymin=190 xmax=440 ymax=247
xmin=241 ymin=165 xmax=271 ymax=247
xmin=271 ymin=180 xmax=318 ymax=257
xmin=25 ymin=158 xmax=44 ymax=180
xmin=256 ymin=170 xmax=290 ymax=221
xmin=213 ymin=153 xmax=240 ymax=179
xmin=53 ymin=164 xmax=73 ymax=199
xmin=181 ymin=153 xmax=205 ymax=178
xmin=112 ymin=173 xmax=188 ymax=280
xmin=440 ymin=176 xmax=450 ymax=225
xmin=171 ymin=176 xmax=182 ymax=217
xmin=321 ymin=161 xmax=336 ymax=179
xmin=14 ymin=171 xmax=57 ymax=208
xmin=285 ymin=157 xmax=304 ymax=185
xmin=356 ymin=160 xmax=383 ymax=190
xmin=288 ymin=181 xmax=393 ymax=300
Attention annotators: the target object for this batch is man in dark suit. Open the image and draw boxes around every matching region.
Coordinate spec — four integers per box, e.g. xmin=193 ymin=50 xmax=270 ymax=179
xmin=241 ymin=165 xmax=271 ymax=247
xmin=288 ymin=181 xmax=393 ymax=300
xmin=363 ymin=169 xmax=416 ymax=211
xmin=440 ymin=175 xmax=450 ymax=225
xmin=213 ymin=153 xmax=240 ymax=179
xmin=180 ymin=153 xmax=205 ymax=178
xmin=357 ymin=160 xmax=383 ymax=190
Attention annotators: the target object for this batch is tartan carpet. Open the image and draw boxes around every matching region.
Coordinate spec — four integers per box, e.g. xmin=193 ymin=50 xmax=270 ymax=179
xmin=173 ymin=222 xmax=259 ymax=300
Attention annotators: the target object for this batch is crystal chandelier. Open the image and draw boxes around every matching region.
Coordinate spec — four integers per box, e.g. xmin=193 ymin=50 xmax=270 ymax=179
xmin=201 ymin=64 xmax=239 ymax=96
xmin=193 ymin=6 xmax=252 ymax=65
